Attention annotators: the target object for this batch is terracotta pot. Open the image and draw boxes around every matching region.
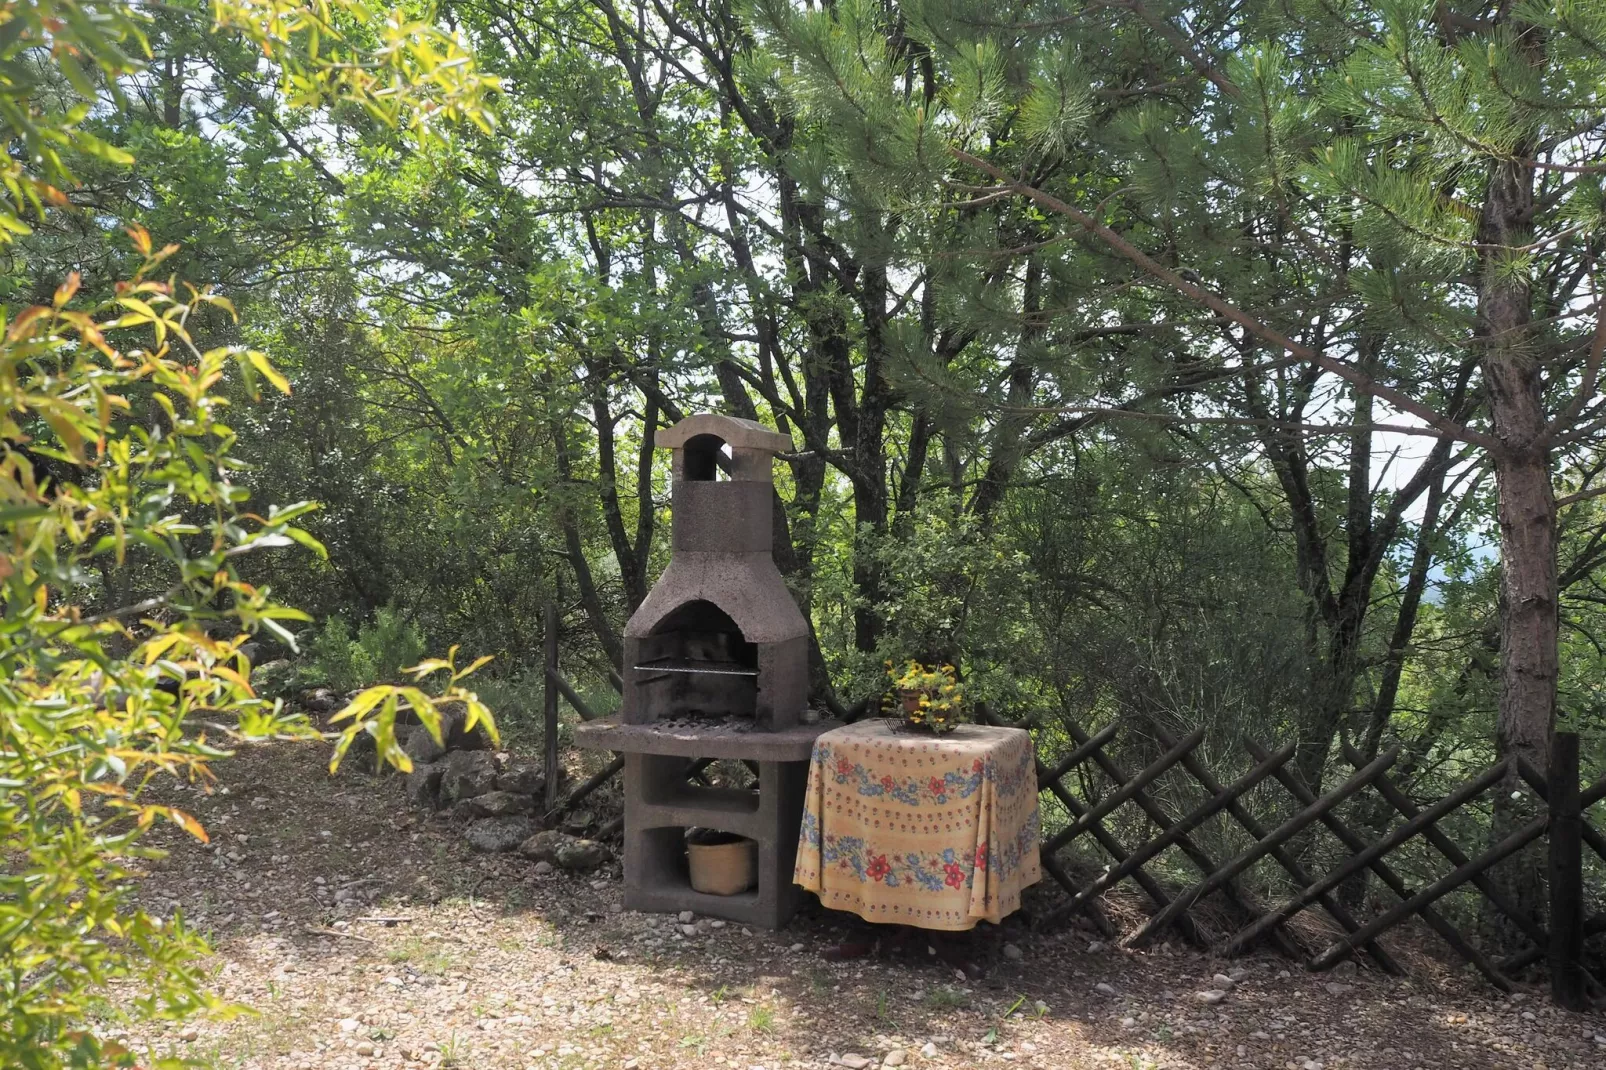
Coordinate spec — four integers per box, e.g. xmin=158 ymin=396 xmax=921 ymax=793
xmin=898 ymin=688 xmax=930 ymax=715
xmin=687 ymin=833 xmax=756 ymax=896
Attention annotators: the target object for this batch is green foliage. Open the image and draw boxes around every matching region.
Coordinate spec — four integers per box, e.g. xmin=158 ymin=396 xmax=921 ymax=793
xmin=0 ymin=236 xmax=320 ymax=1070
xmin=0 ymin=0 xmax=498 ymax=244
xmin=305 ymin=605 xmax=426 ymax=692
xmin=327 ymin=646 xmax=496 ymax=773
xmin=0 ymin=2 xmax=500 ymax=1066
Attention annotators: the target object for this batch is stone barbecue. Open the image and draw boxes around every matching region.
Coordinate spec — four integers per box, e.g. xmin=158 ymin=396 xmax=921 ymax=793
xmin=575 ymin=413 xmax=835 ymax=928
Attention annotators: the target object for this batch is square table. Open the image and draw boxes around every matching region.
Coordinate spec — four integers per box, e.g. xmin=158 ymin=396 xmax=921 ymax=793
xmin=793 ymin=719 xmax=1041 ymax=930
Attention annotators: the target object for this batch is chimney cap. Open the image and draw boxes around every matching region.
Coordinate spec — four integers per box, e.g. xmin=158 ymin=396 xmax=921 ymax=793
xmin=655 ymin=413 xmax=792 ymax=454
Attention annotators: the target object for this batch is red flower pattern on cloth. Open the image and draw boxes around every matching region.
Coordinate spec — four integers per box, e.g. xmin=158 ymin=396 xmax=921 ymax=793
xmin=943 ymin=862 xmax=966 ymax=888
xmin=867 ymin=854 xmax=891 ymax=881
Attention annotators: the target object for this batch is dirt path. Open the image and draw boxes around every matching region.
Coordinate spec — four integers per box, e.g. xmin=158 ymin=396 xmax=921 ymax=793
xmin=112 ymin=739 xmax=1604 ymax=1070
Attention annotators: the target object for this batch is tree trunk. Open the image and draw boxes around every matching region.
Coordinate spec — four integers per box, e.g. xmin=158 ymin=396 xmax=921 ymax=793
xmin=1477 ymin=29 xmax=1557 ymax=920
xmin=1480 ymin=149 xmax=1557 ymax=778
xmin=1490 ymin=446 xmax=1558 ymax=774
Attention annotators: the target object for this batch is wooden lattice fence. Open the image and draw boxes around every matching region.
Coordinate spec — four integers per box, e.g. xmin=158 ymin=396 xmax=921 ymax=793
xmin=539 ymin=631 xmax=1604 ymax=1007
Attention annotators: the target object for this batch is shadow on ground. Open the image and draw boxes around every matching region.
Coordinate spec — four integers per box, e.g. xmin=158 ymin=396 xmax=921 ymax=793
xmin=118 ymin=739 xmax=1605 ymax=1070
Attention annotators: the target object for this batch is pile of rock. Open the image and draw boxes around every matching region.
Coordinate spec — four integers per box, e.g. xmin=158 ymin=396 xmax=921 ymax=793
xmin=397 ymin=704 xmax=614 ymax=874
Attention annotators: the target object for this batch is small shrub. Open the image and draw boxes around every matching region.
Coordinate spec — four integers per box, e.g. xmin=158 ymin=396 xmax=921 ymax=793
xmin=306 ymin=606 xmax=426 ymax=692
xmin=355 ymin=606 xmax=427 ymax=684
xmin=305 ymin=615 xmax=365 ymax=692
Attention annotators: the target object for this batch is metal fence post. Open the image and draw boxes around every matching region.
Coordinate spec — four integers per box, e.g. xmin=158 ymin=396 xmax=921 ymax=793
xmin=1548 ymin=730 xmax=1585 ymax=1010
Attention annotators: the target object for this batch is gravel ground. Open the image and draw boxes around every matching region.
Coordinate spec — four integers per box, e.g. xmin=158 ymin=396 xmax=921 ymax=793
xmin=110 ymin=738 xmax=1606 ymax=1070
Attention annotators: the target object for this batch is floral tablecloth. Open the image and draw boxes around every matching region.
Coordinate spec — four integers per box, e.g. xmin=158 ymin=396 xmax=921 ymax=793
xmin=793 ymin=719 xmax=1041 ymax=930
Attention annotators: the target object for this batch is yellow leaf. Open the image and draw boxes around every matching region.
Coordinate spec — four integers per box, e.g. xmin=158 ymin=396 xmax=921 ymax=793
xmin=169 ymin=808 xmax=208 ymax=843
xmin=246 ymin=350 xmax=291 ymax=395
xmin=53 ymin=271 xmax=80 ymax=309
xmin=6 ymin=305 xmax=50 ymax=340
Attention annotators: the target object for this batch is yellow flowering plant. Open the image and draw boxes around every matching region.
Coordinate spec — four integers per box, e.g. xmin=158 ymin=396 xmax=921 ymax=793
xmin=886 ymin=660 xmax=965 ymax=734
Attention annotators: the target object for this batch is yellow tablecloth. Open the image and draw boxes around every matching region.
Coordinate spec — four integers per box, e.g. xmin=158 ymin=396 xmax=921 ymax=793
xmin=793 ymin=719 xmax=1041 ymax=931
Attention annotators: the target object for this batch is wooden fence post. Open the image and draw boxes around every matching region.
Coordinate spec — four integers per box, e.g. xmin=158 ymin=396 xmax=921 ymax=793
xmin=1548 ymin=730 xmax=1585 ymax=1011
xmin=543 ymin=602 xmax=560 ymax=813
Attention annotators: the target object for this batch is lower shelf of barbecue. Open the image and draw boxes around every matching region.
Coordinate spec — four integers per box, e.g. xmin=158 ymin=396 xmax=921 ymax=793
xmin=573 ymin=715 xmax=835 ymax=760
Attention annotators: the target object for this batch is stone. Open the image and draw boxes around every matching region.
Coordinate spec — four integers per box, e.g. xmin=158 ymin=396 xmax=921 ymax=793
xmin=495 ymin=763 xmax=546 ymax=796
xmin=1325 ymin=982 xmax=1353 ymax=997
xmin=920 ymin=1043 xmax=938 ymax=1058
xmin=251 ymin=658 xmax=297 ymax=698
xmin=516 ymin=830 xmax=611 ymax=872
xmin=562 ymin=809 xmax=595 ymax=835
xmin=440 ymin=750 xmax=498 ymax=803
xmin=1212 ymin=973 xmax=1236 ymax=989
xmin=464 ymin=816 xmax=536 ymax=853
xmin=678 ymin=911 xmax=695 ymax=923
xmin=1002 ymin=943 xmax=1023 ymax=962
xmin=301 ymin=688 xmax=339 ymax=714
xmin=555 ymin=838 xmax=614 ymax=873
xmin=338 ymin=729 xmax=377 ymax=770
xmin=355 ymin=1042 xmax=375 ymax=1056
xmin=1094 ymin=983 xmax=1117 ymax=996
xmin=519 ymin=830 xmax=568 ymax=864
xmin=438 ymin=701 xmax=491 ymax=751
xmin=403 ymin=762 xmax=444 ymax=809
xmin=339 ymin=1018 xmax=361 ymax=1034
xmin=404 ymin=725 xmax=445 ymax=766
xmin=679 ymin=925 xmax=698 ymax=938
xmin=533 ymin=861 xmax=554 ymax=875
xmin=883 ymin=1051 xmax=906 ymax=1067
xmin=461 ymin=790 xmax=532 ymax=817
xmin=178 ymin=1027 xmax=199 ymax=1042
xmin=840 ymin=1056 xmax=871 ymax=1069
xmin=1196 ymin=989 xmax=1229 ymax=1004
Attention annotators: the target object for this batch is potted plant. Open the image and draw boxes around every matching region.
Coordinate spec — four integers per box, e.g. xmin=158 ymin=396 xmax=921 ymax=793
xmin=886 ymin=660 xmax=965 ymax=734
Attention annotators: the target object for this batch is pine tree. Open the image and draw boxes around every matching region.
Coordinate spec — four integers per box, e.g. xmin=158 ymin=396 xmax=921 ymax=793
xmin=767 ymin=0 xmax=1606 ymax=912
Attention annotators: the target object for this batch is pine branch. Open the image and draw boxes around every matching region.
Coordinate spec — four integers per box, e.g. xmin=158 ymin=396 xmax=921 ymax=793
xmin=950 ymin=147 xmax=1502 ymax=452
